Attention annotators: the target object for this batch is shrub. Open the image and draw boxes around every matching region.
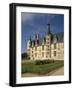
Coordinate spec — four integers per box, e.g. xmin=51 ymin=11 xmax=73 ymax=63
xmin=35 ymin=60 xmax=54 ymax=65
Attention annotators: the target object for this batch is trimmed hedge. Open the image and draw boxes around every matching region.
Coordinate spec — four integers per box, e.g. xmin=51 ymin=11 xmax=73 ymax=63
xmin=35 ymin=60 xmax=54 ymax=65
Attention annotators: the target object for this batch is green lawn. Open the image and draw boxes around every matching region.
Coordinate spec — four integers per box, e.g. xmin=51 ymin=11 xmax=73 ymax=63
xmin=21 ymin=60 xmax=64 ymax=75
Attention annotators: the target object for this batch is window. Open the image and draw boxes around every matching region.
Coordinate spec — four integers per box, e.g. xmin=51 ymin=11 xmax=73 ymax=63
xmin=46 ymin=52 xmax=49 ymax=57
xmin=42 ymin=52 xmax=44 ymax=57
xmin=48 ymin=42 xmax=49 ymax=44
xmin=46 ymin=46 xmax=50 ymax=51
xmin=35 ymin=53 xmax=37 ymax=57
xmin=46 ymin=40 xmax=49 ymax=44
xmin=48 ymin=38 xmax=49 ymax=40
xmin=32 ymin=55 xmax=33 ymax=57
xmin=42 ymin=45 xmax=44 ymax=50
xmin=54 ymin=51 xmax=56 ymax=56
xmin=54 ymin=43 xmax=56 ymax=49
xmin=47 ymin=52 xmax=49 ymax=54
xmin=46 ymin=55 xmax=48 ymax=58
xmin=46 ymin=42 xmax=49 ymax=45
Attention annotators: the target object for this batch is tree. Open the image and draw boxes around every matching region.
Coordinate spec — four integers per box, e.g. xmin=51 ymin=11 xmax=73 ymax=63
xmin=22 ymin=53 xmax=29 ymax=60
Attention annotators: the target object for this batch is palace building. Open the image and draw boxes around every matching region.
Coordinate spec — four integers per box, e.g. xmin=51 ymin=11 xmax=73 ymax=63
xmin=27 ymin=24 xmax=64 ymax=60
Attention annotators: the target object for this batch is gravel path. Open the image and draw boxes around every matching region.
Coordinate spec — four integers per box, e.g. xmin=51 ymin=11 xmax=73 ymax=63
xmin=48 ymin=66 xmax=64 ymax=76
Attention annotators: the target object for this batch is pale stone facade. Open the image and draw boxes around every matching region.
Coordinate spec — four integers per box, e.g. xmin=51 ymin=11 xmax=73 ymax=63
xmin=27 ymin=24 xmax=64 ymax=60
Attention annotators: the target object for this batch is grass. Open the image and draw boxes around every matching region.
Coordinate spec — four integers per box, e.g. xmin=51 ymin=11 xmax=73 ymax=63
xmin=21 ymin=60 xmax=64 ymax=75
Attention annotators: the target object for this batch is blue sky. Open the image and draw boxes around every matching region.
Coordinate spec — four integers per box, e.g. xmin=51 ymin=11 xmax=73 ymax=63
xmin=21 ymin=12 xmax=64 ymax=53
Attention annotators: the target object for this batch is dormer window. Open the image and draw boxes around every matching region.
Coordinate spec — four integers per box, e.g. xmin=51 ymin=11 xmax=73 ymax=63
xmin=53 ymin=35 xmax=57 ymax=43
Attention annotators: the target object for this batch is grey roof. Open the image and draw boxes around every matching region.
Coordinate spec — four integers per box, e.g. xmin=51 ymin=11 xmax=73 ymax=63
xmin=39 ymin=37 xmax=46 ymax=45
xmin=30 ymin=32 xmax=64 ymax=47
xmin=52 ymin=32 xmax=64 ymax=43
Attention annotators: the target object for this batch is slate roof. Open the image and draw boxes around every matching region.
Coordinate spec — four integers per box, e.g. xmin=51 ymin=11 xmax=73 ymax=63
xmin=51 ymin=32 xmax=64 ymax=43
xmin=30 ymin=32 xmax=64 ymax=47
xmin=39 ymin=37 xmax=46 ymax=45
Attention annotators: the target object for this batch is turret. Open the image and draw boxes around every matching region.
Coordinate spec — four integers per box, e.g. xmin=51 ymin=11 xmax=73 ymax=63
xmin=45 ymin=24 xmax=51 ymax=58
xmin=53 ymin=35 xmax=57 ymax=43
xmin=34 ymin=33 xmax=39 ymax=46
xmin=27 ymin=37 xmax=31 ymax=49
xmin=34 ymin=33 xmax=39 ymax=40
xmin=45 ymin=24 xmax=52 ymax=42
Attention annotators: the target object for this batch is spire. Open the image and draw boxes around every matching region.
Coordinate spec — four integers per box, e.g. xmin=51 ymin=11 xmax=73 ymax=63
xmin=47 ymin=24 xmax=51 ymax=34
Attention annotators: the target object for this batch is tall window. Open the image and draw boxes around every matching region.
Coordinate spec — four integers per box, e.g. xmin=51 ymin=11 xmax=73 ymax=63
xmin=54 ymin=51 xmax=56 ymax=56
xmin=54 ymin=43 xmax=56 ymax=49
xmin=35 ymin=53 xmax=37 ymax=57
xmin=42 ymin=45 xmax=44 ymax=50
xmin=46 ymin=52 xmax=50 ymax=58
xmin=42 ymin=52 xmax=44 ymax=57
xmin=47 ymin=52 xmax=49 ymax=55
xmin=46 ymin=46 xmax=50 ymax=50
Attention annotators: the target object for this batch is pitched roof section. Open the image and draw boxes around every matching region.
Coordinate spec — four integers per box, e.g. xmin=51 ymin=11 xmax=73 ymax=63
xmin=51 ymin=32 xmax=64 ymax=43
xmin=29 ymin=32 xmax=64 ymax=47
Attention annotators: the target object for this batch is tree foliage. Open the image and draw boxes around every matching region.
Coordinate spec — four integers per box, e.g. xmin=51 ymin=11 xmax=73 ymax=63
xmin=22 ymin=53 xmax=30 ymax=60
